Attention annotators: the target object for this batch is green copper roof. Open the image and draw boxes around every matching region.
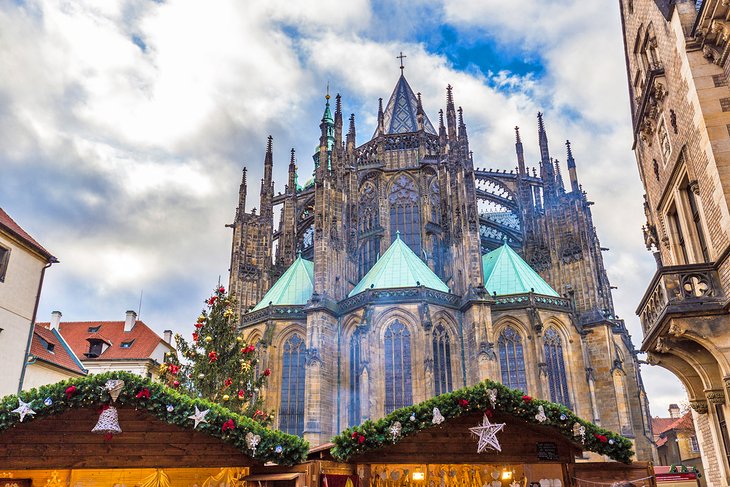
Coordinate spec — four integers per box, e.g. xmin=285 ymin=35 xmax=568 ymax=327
xmin=252 ymin=255 xmax=314 ymax=311
xmin=348 ymin=233 xmax=449 ymax=297
xmin=482 ymin=243 xmax=559 ymax=297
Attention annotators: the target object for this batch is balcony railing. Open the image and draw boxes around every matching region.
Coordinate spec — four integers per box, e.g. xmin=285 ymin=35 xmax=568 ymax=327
xmin=637 ymin=263 xmax=726 ymax=338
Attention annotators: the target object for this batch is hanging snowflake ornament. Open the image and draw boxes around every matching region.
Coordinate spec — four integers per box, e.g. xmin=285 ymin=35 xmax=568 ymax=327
xmin=245 ymin=432 xmax=261 ymax=455
xmin=92 ymin=405 xmax=122 ymax=436
xmin=104 ymin=379 xmax=125 ymax=402
xmin=389 ymin=421 xmax=402 ymax=442
xmin=12 ymin=398 xmax=36 ymax=422
xmin=469 ymin=414 xmax=506 ymax=453
xmin=432 ymin=407 xmax=445 ymax=425
xmin=486 ymin=388 xmax=498 ymax=409
xmin=188 ymin=406 xmax=210 ymax=429
xmin=535 ymin=405 xmax=547 ymax=423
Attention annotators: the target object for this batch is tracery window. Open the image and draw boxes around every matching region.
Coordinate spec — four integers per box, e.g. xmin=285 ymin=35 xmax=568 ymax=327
xmin=429 ymin=177 xmax=441 ymax=225
xmin=349 ymin=328 xmax=365 ymax=427
xmin=498 ymin=326 xmax=528 ymax=392
xmin=389 ymin=175 xmax=422 ymax=257
xmin=432 ymin=324 xmax=453 ymax=395
xmin=544 ymin=328 xmax=571 ymax=408
xmin=384 ymin=320 xmax=412 ymax=413
xmin=359 ymin=239 xmax=380 ymax=279
xmin=280 ymin=334 xmax=306 ymax=435
xmin=359 ymin=181 xmax=379 ymax=234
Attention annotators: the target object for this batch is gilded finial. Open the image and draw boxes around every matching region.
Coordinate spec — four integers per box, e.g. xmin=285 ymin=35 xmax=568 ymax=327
xmin=325 ymin=82 xmax=330 ymax=101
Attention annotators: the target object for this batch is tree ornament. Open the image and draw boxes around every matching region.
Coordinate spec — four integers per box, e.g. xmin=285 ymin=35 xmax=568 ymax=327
xmin=246 ymin=431 xmax=261 ymax=455
xmin=573 ymin=422 xmax=586 ymax=443
xmin=522 ymin=395 xmax=532 ymax=402
xmin=222 ymin=394 xmax=230 ymax=402
xmin=104 ymin=379 xmax=125 ymax=402
xmin=236 ymin=336 xmax=243 ymax=343
xmin=166 ymin=404 xmax=174 ymax=412
xmin=65 ymin=385 xmax=77 ymax=399
xmin=188 ymin=406 xmax=210 ymax=429
xmin=205 ymin=336 xmax=212 ymax=343
xmin=198 ymin=314 xmax=206 ymax=322
xmin=92 ymin=405 xmax=122 ymax=436
xmin=560 ymin=413 xmax=567 ymax=421
xmin=389 ymin=421 xmax=402 ymax=442
xmin=608 ymin=438 xmax=615 ymax=445
xmin=238 ymin=390 xmax=245 ymax=400
xmin=535 ymin=405 xmax=547 ymax=423
xmin=275 ymin=445 xmax=283 ymax=454
xmin=486 ymin=388 xmax=498 ymax=409
xmin=208 ymin=351 xmax=218 ymax=362
xmin=469 ymin=414 xmax=506 ymax=453
xmin=409 ymin=413 xmax=416 ymax=422
xmin=222 ymin=419 xmax=235 ymax=432
xmin=264 ymin=368 xmax=271 ymax=376
xmin=12 ymin=398 xmax=36 ymax=422
xmin=43 ymin=397 xmax=53 ymax=406
xmin=135 ymin=388 xmax=150 ymax=400
xmin=241 ymin=361 xmax=251 ymax=372
xmin=432 ymin=407 xmax=445 ymax=425
xmin=458 ymin=398 xmax=469 ymax=408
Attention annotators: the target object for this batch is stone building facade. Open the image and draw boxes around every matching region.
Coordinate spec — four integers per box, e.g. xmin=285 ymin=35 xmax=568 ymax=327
xmin=622 ymin=0 xmax=730 ymax=483
xmin=228 ymin=69 xmax=655 ymax=460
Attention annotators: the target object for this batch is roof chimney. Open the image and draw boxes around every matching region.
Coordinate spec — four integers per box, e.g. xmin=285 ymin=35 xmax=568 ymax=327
xmin=50 ymin=311 xmax=62 ymax=330
xmin=163 ymin=329 xmax=173 ymax=344
xmin=124 ymin=310 xmax=137 ymax=332
xmin=669 ymin=403 xmax=681 ymax=419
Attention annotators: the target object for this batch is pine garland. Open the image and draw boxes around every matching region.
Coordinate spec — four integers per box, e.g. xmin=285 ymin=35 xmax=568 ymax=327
xmin=0 ymin=371 xmax=309 ymax=466
xmin=331 ymin=379 xmax=634 ymax=463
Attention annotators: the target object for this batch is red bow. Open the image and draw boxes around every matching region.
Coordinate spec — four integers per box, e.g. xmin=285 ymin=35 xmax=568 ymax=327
xmin=208 ymin=351 xmax=218 ymax=363
xmin=263 ymin=368 xmax=271 ymax=376
xmin=194 ymin=322 xmax=204 ymax=329
xmin=65 ymin=385 xmax=77 ymax=399
xmin=224 ymin=377 xmax=233 ymax=387
xmin=458 ymin=398 xmax=469 ymax=408
xmin=222 ymin=419 xmax=235 ymax=432
xmin=135 ymin=388 xmax=150 ymax=399
xmin=207 ymin=296 xmax=217 ymax=305
xmin=594 ymin=433 xmax=608 ymax=443
xmin=522 ymin=395 xmax=532 ymax=402
xmin=238 ymin=390 xmax=245 ymax=399
xmin=192 ymin=332 xmax=199 ymax=342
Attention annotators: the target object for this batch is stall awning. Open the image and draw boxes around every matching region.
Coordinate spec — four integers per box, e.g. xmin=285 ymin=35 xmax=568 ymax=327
xmin=242 ymin=473 xmax=304 ymax=481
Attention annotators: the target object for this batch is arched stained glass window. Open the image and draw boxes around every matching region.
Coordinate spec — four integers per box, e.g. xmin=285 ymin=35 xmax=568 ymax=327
xmin=429 ymin=177 xmax=441 ymax=225
xmin=349 ymin=328 xmax=365 ymax=427
xmin=498 ymin=326 xmax=528 ymax=392
xmin=359 ymin=239 xmax=380 ymax=279
xmin=384 ymin=320 xmax=412 ymax=413
xmin=389 ymin=175 xmax=421 ymax=256
xmin=544 ymin=328 xmax=571 ymax=408
xmin=432 ymin=324 xmax=453 ymax=395
xmin=280 ymin=334 xmax=306 ymax=435
xmin=358 ymin=181 xmax=381 ymax=278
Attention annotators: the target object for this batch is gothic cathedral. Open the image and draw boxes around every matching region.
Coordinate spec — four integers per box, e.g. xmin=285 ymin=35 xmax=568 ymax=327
xmin=228 ymin=66 xmax=655 ymax=461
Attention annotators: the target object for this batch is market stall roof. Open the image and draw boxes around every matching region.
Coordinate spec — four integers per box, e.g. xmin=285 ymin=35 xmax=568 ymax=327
xmin=331 ymin=379 xmax=633 ymax=464
xmin=0 ymin=371 xmax=308 ymax=470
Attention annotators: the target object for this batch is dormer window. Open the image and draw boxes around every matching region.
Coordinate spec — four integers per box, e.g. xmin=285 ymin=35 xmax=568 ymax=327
xmin=120 ymin=340 xmax=135 ymax=349
xmin=86 ymin=339 xmax=105 ymax=358
xmin=88 ymin=325 xmax=101 ymax=333
xmin=38 ymin=335 xmax=55 ymax=353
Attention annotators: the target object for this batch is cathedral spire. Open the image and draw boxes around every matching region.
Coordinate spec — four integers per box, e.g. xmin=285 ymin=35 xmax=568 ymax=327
xmin=288 ymin=148 xmax=297 ymax=193
xmin=515 ymin=126 xmax=526 ymax=176
xmin=334 ymin=93 xmax=343 ymax=148
xmin=346 ymin=113 xmax=356 ymax=154
xmin=377 ymin=97 xmax=384 ymax=136
xmin=236 ymin=167 xmax=247 ymax=221
xmin=260 ymin=136 xmax=274 ymax=219
xmin=438 ymin=109 xmax=446 ymax=146
xmin=458 ymin=106 xmax=468 ymax=141
xmin=416 ymin=92 xmax=425 ymax=132
xmin=446 ymin=85 xmax=457 ymax=141
xmin=315 ymin=90 xmax=335 ymax=177
xmin=566 ymin=139 xmax=580 ymax=193
xmin=554 ymin=158 xmax=565 ymax=193
xmin=537 ymin=112 xmax=556 ymax=203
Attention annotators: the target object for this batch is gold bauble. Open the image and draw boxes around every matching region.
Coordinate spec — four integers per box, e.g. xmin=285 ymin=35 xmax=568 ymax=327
xmin=236 ymin=336 xmax=243 ymax=343
xmin=222 ymin=394 xmax=230 ymax=401
xmin=205 ymin=336 xmax=213 ymax=343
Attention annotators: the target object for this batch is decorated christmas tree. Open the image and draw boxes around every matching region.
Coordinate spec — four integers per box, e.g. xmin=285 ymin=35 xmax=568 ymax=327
xmin=161 ymin=286 xmax=272 ymax=424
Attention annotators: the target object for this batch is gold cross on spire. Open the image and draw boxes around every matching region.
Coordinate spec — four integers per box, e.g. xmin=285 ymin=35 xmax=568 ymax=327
xmin=397 ymin=52 xmax=407 ymax=73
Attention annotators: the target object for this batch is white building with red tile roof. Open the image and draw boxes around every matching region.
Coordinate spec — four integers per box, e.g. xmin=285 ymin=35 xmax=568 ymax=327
xmin=37 ymin=310 xmax=175 ymax=380
xmin=0 ymin=207 xmax=57 ymax=396
xmin=23 ymin=323 xmax=87 ymax=390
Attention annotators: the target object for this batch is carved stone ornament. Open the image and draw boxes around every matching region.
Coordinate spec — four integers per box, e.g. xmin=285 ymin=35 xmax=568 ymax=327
xmin=478 ymin=341 xmax=497 ymax=361
xmin=305 ymin=347 xmax=323 ymax=367
xmin=705 ymin=389 xmax=726 ymax=405
xmin=538 ymin=362 xmax=548 ymax=378
xmin=690 ymin=399 xmax=709 ymax=414
xmin=723 ymin=376 xmax=730 ymax=392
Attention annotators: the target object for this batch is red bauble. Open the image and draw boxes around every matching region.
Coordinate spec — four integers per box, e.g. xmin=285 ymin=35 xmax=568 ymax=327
xmin=522 ymin=395 xmax=532 ymax=402
xmin=358 ymin=435 xmax=365 ymax=444
xmin=65 ymin=385 xmax=77 ymax=399
xmin=218 ymin=286 xmax=225 ymax=293
xmin=208 ymin=351 xmax=218 ymax=363
xmin=264 ymin=368 xmax=271 ymax=376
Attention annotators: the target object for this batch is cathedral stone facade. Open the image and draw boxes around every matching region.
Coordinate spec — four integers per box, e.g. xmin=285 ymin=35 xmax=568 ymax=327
xmin=228 ymin=69 xmax=655 ymax=461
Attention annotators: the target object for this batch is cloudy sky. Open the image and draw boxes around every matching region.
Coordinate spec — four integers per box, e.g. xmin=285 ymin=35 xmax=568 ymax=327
xmin=1 ymin=0 xmax=686 ymax=416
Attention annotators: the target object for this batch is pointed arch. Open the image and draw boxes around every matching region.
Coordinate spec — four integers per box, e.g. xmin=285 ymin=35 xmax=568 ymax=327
xmin=349 ymin=325 xmax=368 ymax=426
xmin=384 ymin=319 xmax=413 ymax=413
xmin=388 ymin=173 xmax=421 ymax=256
xmin=432 ymin=323 xmax=453 ymax=395
xmin=279 ymin=332 xmax=306 ymax=436
xmin=543 ymin=327 xmax=571 ymax=408
xmin=497 ymin=325 xmax=528 ymax=392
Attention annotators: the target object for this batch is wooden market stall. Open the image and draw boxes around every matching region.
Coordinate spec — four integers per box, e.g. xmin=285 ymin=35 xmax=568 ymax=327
xmin=245 ymin=379 xmax=650 ymax=487
xmin=0 ymin=372 xmax=308 ymax=486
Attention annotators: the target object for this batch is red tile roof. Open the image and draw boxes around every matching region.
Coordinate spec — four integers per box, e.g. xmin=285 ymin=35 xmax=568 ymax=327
xmin=37 ymin=320 xmax=172 ymax=361
xmin=653 ymin=412 xmax=695 ymax=439
xmin=0 ymin=208 xmax=55 ymax=261
xmin=29 ymin=326 xmax=86 ymax=375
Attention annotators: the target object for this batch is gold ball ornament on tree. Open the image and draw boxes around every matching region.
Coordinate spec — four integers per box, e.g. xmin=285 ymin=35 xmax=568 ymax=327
xmin=205 ymin=336 xmax=213 ymax=343
xmin=222 ymin=394 xmax=230 ymax=401
xmin=236 ymin=336 xmax=243 ymax=343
